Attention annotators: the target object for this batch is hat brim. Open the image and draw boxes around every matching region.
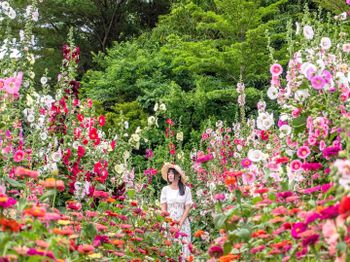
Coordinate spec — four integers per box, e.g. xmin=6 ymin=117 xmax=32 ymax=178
xmin=161 ymin=163 xmax=187 ymax=184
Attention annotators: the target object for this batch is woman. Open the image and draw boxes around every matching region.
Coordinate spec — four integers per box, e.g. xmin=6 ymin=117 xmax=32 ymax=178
xmin=160 ymin=163 xmax=193 ymax=259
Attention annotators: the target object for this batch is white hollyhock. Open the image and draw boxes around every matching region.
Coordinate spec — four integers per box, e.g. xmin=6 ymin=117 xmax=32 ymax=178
xmin=257 ymin=112 xmax=274 ymax=131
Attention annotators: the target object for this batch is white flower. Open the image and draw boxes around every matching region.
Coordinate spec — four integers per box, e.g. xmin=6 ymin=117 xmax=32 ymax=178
xmin=27 ymin=114 xmax=35 ymax=123
xmin=135 ymin=126 xmax=142 ymax=134
xmin=248 ymin=149 xmax=264 ymax=162
xmin=320 ymin=37 xmax=331 ymax=50
xmin=7 ymin=8 xmax=16 ymax=19
xmin=294 ymin=89 xmax=310 ymax=102
xmin=147 ymin=116 xmax=156 ymax=126
xmin=51 ymin=151 xmax=62 ymax=162
xmin=40 ymin=76 xmax=48 ymax=85
xmin=295 ymin=22 xmax=301 ymax=35
xmin=123 ymin=151 xmax=130 ymax=160
xmin=74 ymin=181 xmax=90 ymax=200
xmin=124 ymin=121 xmax=129 ymax=129
xmin=176 ymin=132 xmax=184 ymax=142
xmin=114 ymin=164 xmax=125 ymax=174
xmin=267 ymin=86 xmax=279 ymax=100
xmin=303 ymin=25 xmax=314 ymax=40
xmin=1 ymin=1 xmax=10 ymax=10
xmin=130 ymin=133 xmax=140 ymax=142
xmin=40 ymin=132 xmax=48 ymax=141
xmin=153 ymin=103 xmax=159 ymax=112
xmin=159 ymin=103 xmax=166 ymax=112
xmin=237 ymin=144 xmax=243 ymax=152
xmin=177 ymin=151 xmax=184 ymax=161
xmin=256 ymin=112 xmax=274 ymax=131
xmin=266 ymin=144 xmax=272 ymax=150
xmin=72 ymin=141 xmax=80 ymax=150
xmin=279 ymin=125 xmax=291 ymax=138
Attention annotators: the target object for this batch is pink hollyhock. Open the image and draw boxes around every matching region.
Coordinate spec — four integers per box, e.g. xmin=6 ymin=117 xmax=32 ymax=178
xmin=311 ymin=76 xmax=326 ymax=90
xmin=241 ymin=158 xmax=252 ymax=168
xmin=322 ymin=219 xmax=339 ymax=255
xmin=347 ymin=0 xmax=350 ymax=5
xmin=77 ymin=146 xmax=85 ymax=157
xmin=213 ymin=193 xmax=225 ymax=201
xmin=196 ymin=153 xmax=213 ymax=163
xmin=13 ymin=150 xmax=25 ymax=162
xmin=270 ymin=63 xmax=283 ymax=76
xmin=4 ymin=72 xmax=23 ymax=95
xmin=301 ymin=162 xmax=322 ymax=171
xmin=290 ymin=160 xmax=302 ymax=171
xmin=297 ymin=146 xmax=310 ymax=159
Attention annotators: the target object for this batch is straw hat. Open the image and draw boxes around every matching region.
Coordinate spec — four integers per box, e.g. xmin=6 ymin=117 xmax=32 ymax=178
xmin=161 ymin=162 xmax=187 ymax=183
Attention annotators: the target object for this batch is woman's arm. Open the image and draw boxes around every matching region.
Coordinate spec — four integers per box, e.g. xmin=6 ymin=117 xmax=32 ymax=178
xmin=161 ymin=203 xmax=167 ymax=212
xmin=179 ymin=204 xmax=191 ymax=228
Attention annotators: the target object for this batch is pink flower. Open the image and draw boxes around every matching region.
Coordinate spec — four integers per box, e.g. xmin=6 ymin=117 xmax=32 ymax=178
xmin=13 ymin=150 xmax=25 ymax=162
xmin=241 ymin=158 xmax=252 ymax=168
xmin=311 ymin=76 xmax=326 ymax=90
xmin=213 ymin=193 xmax=225 ymax=201
xmin=291 ymin=222 xmax=307 ymax=239
xmin=270 ymin=63 xmax=283 ymax=76
xmin=4 ymin=72 xmax=23 ymax=96
xmin=0 ymin=194 xmax=17 ymax=209
xmin=322 ymin=219 xmax=338 ymax=255
xmin=347 ymin=0 xmax=350 ymax=5
xmin=290 ymin=160 xmax=302 ymax=171
xmin=297 ymin=146 xmax=310 ymax=159
xmin=208 ymin=245 xmax=223 ymax=258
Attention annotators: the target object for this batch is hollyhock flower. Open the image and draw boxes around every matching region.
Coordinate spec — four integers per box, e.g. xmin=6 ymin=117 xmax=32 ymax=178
xmin=303 ymin=25 xmax=314 ymax=40
xmin=320 ymin=37 xmax=331 ymax=49
xmin=98 ymin=115 xmax=106 ymax=127
xmin=241 ymin=158 xmax=252 ymax=168
xmin=213 ymin=193 xmax=225 ymax=201
xmin=311 ymin=76 xmax=326 ymax=90
xmin=208 ymin=245 xmax=223 ymax=258
xmin=248 ymin=149 xmax=264 ymax=162
xmin=291 ymin=222 xmax=307 ymax=239
xmin=196 ymin=153 xmax=213 ymax=163
xmin=4 ymin=72 xmax=23 ymax=95
xmin=257 ymin=112 xmax=274 ymax=130
xmin=13 ymin=150 xmax=25 ymax=162
xmin=342 ymin=43 xmax=350 ymax=53
xmin=290 ymin=160 xmax=302 ymax=171
xmin=322 ymin=219 xmax=339 ymax=256
xmin=270 ymin=63 xmax=283 ymax=76
xmin=297 ymin=146 xmax=310 ymax=159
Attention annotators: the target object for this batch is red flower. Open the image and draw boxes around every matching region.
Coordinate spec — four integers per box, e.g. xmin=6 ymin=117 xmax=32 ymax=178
xmin=98 ymin=115 xmax=106 ymax=127
xmin=339 ymin=195 xmax=350 ymax=215
xmin=89 ymin=128 xmax=98 ymax=140
xmin=77 ymin=146 xmax=85 ymax=157
xmin=166 ymin=118 xmax=174 ymax=126
xmin=260 ymin=130 xmax=269 ymax=141
xmin=0 ymin=217 xmax=20 ymax=232
xmin=77 ymin=114 xmax=84 ymax=122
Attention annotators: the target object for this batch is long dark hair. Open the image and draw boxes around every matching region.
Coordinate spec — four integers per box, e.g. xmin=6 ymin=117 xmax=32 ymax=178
xmin=168 ymin=168 xmax=185 ymax=196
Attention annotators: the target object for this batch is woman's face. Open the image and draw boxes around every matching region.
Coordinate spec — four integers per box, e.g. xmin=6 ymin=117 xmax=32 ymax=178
xmin=167 ymin=169 xmax=179 ymax=183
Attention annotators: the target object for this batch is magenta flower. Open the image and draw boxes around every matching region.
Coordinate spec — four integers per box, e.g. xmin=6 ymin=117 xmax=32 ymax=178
xmin=302 ymin=234 xmax=319 ymax=247
xmin=297 ymin=146 xmax=310 ymax=159
xmin=208 ymin=245 xmax=224 ymax=258
xmin=322 ymin=146 xmax=341 ymax=158
xmin=214 ymin=193 xmax=226 ymax=201
xmin=0 ymin=195 xmax=17 ymax=209
xmin=290 ymin=160 xmax=302 ymax=171
xmin=241 ymin=158 xmax=252 ymax=168
xmin=311 ymin=76 xmax=326 ymax=90
xmin=270 ymin=63 xmax=283 ymax=76
xmin=301 ymin=162 xmax=322 ymax=171
xmin=320 ymin=204 xmax=339 ymax=219
xmin=13 ymin=150 xmax=25 ymax=162
xmin=291 ymin=222 xmax=307 ymax=239
xmin=195 ymin=153 xmax=213 ymax=163
xmin=347 ymin=0 xmax=350 ymax=5
xmin=145 ymin=149 xmax=154 ymax=159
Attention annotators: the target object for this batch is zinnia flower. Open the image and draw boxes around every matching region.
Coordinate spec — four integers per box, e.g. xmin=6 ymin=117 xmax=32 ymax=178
xmin=0 ymin=195 xmax=17 ymax=209
xmin=208 ymin=245 xmax=223 ymax=258
xmin=241 ymin=158 xmax=252 ymax=168
xmin=291 ymin=222 xmax=307 ymax=239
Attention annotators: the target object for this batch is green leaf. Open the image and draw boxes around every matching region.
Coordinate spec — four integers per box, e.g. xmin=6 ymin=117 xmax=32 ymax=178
xmin=235 ymin=228 xmax=251 ymax=240
xmin=223 ymin=242 xmax=232 ymax=255
xmin=336 ymin=241 xmax=347 ymax=253
xmin=82 ymin=223 xmax=98 ymax=240
xmin=214 ymin=214 xmax=227 ymax=229
xmin=39 ymin=190 xmax=56 ymax=202
xmin=127 ymin=189 xmax=135 ymax=198
xmin=5 ymin=177 xmax=24 ymax=188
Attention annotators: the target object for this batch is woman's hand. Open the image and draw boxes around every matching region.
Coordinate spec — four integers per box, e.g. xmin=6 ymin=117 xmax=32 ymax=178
xmin=178 ymin=219 xmax=184 ymax=229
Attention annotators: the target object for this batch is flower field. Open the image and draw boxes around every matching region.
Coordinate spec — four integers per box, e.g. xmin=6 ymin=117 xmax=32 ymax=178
xmin=1 ymin=1 xmax=350 ymax=262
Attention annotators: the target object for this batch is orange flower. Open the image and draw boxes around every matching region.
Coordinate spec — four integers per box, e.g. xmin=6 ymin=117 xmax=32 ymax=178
xmin=219 ymin=254 xmax=241 ymax=262
xmin=0 ymin=217 xmax=20 ymax=232
xmin=252 ymin=229 xmax=269 ymax=238
xmin=23 ymin=206 xmax=46 ymax=218
xmin=225 ymin=176 xmax=236 ymax=187
xmin=105 ymin=197 xmax=116 ymax=203
xmin=39 ymin=178 xmax=65 ymax=191
xmin=111 ymin=239 xmax=124 ymax=247
xmin=164 ymin=240 xmax=172 ymax=246
xmin=194 ymin=230 xmax=205 ymax=237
